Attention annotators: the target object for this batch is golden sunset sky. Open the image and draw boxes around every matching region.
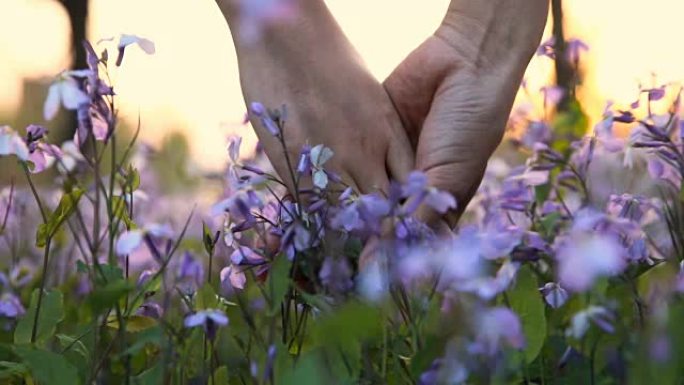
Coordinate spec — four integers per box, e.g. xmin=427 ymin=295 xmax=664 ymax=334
xmin=0 ymin=0 xmax=681 ymax=169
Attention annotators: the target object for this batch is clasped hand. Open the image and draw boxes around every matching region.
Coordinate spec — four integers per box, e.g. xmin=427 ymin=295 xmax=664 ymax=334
xmin=216 ymin=0 xmax=548 ymax=228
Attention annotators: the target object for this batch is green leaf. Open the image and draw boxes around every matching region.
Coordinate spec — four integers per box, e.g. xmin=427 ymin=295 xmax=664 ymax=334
xmin=107 ymin=315 xmax=157 ymax=332
xmin=202 ymin=222 xmax=215 ymax=256
xmin=96 ymin=263 xmax=125 ymax=285
xmin=112 ymin=196 xmax=136 ymax=229
xmin=35 ymin=189 xmax=84 ymax=247
xmin=126 ymin=166 xmax=141 ymax=191
xmin=87 ymin=279 xmax=134 ymax=314
xmin=15 ymin=346 xmax=80 ymax=385
xmin=121 ymin=326 xmax=163 ymax=357
xmin=266 ymin=256 xmax=292 ymax=315
xmin=508 ymin=266 xmax=546 ymax=363
xmin=210 ymin=366 xmax=229 ymax=385
xmin=277 ymin=350 xmax=324 ymax=385
xmin=133 ymin=361 xmax=163 ymax=385
xmin=55 ymin=334 xmax=89 ymax=361
xmin=15 ymin=290 xmax=64 ymax=345
xmin=312 ymin=301 xmax=382 ymax=346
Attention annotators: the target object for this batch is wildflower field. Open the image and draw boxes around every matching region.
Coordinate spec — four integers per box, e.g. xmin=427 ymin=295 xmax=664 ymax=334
xmin=1 ymin=10 xmax=684 ymax=385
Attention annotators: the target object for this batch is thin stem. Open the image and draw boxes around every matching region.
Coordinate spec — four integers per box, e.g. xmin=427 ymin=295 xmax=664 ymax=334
xmin=31 ymin=237 xmax=52 ymax=343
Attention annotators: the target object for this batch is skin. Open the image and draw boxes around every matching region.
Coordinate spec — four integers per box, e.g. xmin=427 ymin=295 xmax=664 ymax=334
xmin=216 ymin=0 xmax=414 ymax=197
xmin=215 ymin=0 xmax=549 ymax=227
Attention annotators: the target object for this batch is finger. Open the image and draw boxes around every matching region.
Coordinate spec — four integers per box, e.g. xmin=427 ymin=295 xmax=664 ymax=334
xmin=359 ymin=236 xmax=381 ymax=271
xmin=386 ymin=130 xmax=415 ymax=184
xmin=355 ymin=172 xmax=390 ymax=198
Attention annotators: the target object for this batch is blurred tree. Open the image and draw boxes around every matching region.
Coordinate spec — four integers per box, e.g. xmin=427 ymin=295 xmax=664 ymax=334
xmin=59 ymin=0 xmax=89 ymax=139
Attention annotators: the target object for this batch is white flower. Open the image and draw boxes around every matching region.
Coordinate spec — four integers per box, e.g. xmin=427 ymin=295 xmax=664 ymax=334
xmin=0 ymin=126 xmax=29 ymax=161
xmin=44 ymin=74 xmax=90 ymax=121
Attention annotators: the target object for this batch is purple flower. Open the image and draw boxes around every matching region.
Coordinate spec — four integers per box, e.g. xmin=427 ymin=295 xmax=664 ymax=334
xmin=566 ymin=38 xmax=589 ymax=64
xmin=541 ymin=86 xmax=565 ymax=107
xmin=228 ymin=136 xmax=242 ymax=163
xmin=310 ymin=145 xmax=334 ymax=189
xmin=220 ymin=265 xmax=246 ymax=291
xmin=230 ymin=246 xmax=264 ymax=266
xmin=520 ymin=121 xmax=552 ymax=148
xmin=137 ymin=269 xmax=155 ymax=288
xmin=556 ymin=233 xmax=625 ymax=292
xmin=177 ymin=252 xmax=204 ymax=292
xmin=115 ymin=223 xmax=174 ymax=256
xmin=0 ymin=126 xmax=29 ymax=161
xmin=646 ymin=86 xmax=666 ymax=102
xmin=567 ymin=306 xmax=615 ymax=339
xmin=43 ymin=72 xmax=90 ymax=121
xmin=536 ymin=37 xmax=556 ymax=59
xmin=0 ymin=293 xmax=25 ymax=318
xmin=401 ymin=171 xmax=456 ymax=214
xmin=606 ymin=194 xmax=656 ymax=223
xmin=319 ymin=257 xmax=353 ymax=294
xmin=540 ymin=282 xmax=569 ymax=308
xmin=137 ymin=302 xmax=163 ymax=319
xmin=115 ymin=34 xmax=155 ymax=67
xmin=184 ymin=309 xmax=229 ymax=340
xmin=470 ymin=307 xmax=525 ymax=356
xmin=250 ymin=102 xmax=280 ymax=136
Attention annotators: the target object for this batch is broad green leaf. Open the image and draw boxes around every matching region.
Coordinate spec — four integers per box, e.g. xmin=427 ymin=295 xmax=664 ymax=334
xmin=96 ymin=263 xmax=125 ymax=285
xmin=15 ymin=290 xmax=64 ymax=345
xmin=133 ymin=361 xmax=163 ymax=385
xmin=210 ymin=366 xmax=229 ymax=385
xmin=508 ymin=266 xmax=546 ymax=363
xmin=277 ymin=350 xmax=324 ymax=385
xmin=312 ymin=301 xmax=382 ymax=346
xmin=121 ymin=326 xmax=163 ymax=357
xmin=267 ymin=256 xmax=292 ymax=315
xmin=87 ymin=279 xmax=134 ymax=314
xmin=107 ymin=315 xmax=157 ymax=332
xmin=15 ymin=347 xmax=80 ymax=385
xmin=35 ymin=189 xmax=84 ymax=247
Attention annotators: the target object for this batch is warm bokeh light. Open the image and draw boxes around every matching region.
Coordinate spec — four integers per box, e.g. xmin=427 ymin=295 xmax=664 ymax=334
xmin=0 ymin=0 xmax=682 ymax=170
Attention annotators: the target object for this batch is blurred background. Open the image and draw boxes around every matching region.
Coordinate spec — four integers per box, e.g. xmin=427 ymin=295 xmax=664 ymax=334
xmin=0 ymin=0 xmax=681 ymax=171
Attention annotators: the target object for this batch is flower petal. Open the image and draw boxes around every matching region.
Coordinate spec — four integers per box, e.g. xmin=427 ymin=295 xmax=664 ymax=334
xmin=116 ymin=230 xmax=144 ymax=256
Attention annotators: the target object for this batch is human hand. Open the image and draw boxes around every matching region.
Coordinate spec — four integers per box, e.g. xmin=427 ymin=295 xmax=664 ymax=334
xmin=215 ymin=0 xmax=414 ymax=196
xmin=384 ymin=0 xmax=549 ymax=226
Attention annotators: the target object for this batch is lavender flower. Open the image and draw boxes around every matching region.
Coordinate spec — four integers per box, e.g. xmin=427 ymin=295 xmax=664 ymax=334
xmin=0 ymin=293 xmax=25 ymax=318
xmin=540 ymin=282 xmax=569 ymax=308
xmin=184 ymin=309 xmax=229 ymax=340
xmin=115 ymin=34 xmax=155 ymax=67
xmin=567 ymin=306 xmax=615 ymax=339
xmin=250 ymin=102 xmax=281 ymax=137
xmin=0 ymin=126 xmax=29 ymax=161
xmin=469 ymin=307 xmax=525 ymax=356
xmin=43 ymin=72 xmax=90 ymax=121
xmin=319 ymin=257 xmax=353 ymax=294
xmin=556 ymin=232 xmax=625 ymax=292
